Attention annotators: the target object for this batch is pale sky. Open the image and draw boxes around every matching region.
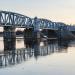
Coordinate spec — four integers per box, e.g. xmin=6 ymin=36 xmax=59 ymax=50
xmin=0 ymin=0 xmax=75 ymax=31
xmin=0 ymin=0 xmax=75 ymax=24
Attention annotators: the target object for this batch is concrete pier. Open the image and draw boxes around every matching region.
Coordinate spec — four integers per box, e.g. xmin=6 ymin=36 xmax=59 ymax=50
xmin=24 ymin=28 xmax=33 ymax=39
xmin=24 ymin=28 xmax=34 ymax=45
xmin=34 ymin=30 xmax=41 ymax=39
xmin=3 ymin=26 xmax=16 ymax=51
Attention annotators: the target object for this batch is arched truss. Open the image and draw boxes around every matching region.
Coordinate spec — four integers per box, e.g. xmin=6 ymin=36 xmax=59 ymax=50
xmin=0 ymin=11 xmax=74 ymax=31
xmin=33 ymin=18 xmax=62 ymax=30
xmin=0 ymin=11 xmax=32 ymax=28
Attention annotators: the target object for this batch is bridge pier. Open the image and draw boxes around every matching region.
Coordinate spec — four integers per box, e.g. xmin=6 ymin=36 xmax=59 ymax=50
xmin=3 ymin=26 xmax=16 ymax=51
xmin=34 ymin=30 xmax=41 ymax=39
xmin=24 ymin=28 xmax=41 ymax=45
xmin=24 ymin=28 xmax=34 ymax=44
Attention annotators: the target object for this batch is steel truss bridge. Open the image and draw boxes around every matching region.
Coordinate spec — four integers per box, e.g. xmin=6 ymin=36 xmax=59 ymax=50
xmin=0 ymin=11 xmax=75 ymax=31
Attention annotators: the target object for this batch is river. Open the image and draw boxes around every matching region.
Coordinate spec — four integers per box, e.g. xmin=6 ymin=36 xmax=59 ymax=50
xmin=0 ymin=37 xmax=75 ymax=75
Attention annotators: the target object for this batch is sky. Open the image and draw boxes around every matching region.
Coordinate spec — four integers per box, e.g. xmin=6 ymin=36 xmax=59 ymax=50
xmin=0 ymin=0 xmax=75 ymax=31
xmin=0 ymin=0 xmax=75 ymax=24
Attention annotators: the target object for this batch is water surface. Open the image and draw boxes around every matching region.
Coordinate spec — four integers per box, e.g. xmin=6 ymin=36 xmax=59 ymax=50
xmin=0 ymin=37 xmax=75 ymax=75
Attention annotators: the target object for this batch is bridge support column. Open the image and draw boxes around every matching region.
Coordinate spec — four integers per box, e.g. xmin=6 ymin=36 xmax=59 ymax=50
xmin=33 ymin=30 xmax=41 ymax=43
xmin=24 ymin=28 xmax=34 ymax=45
xmin=34 ymin=30 xmax=40 ymax=39
xmin=3 ymin=26 xmax=16 ymax=51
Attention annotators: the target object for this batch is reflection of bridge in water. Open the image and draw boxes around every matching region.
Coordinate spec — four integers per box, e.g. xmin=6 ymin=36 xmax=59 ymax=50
xmin=0 ymin=40 xmax=70 ymax=68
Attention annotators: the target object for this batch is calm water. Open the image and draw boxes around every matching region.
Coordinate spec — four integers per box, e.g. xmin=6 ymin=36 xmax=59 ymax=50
xmin=0 ymin=37 xmax=75 ymax=75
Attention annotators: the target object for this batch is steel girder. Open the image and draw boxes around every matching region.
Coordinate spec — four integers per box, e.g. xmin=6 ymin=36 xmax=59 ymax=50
xmin=0 ymin=11 xmax=74 ymax=31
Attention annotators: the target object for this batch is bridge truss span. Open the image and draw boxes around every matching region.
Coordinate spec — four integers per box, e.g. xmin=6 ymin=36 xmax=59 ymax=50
xmin=0 ymin=10 xmax=75 ymax=31
xmin=0 ymin=11 xmax=33 ymax=28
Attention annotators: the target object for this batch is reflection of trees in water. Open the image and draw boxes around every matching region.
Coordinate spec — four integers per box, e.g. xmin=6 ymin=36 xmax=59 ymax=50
xmin=0 ymin=39 xmax=71 ymax=68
